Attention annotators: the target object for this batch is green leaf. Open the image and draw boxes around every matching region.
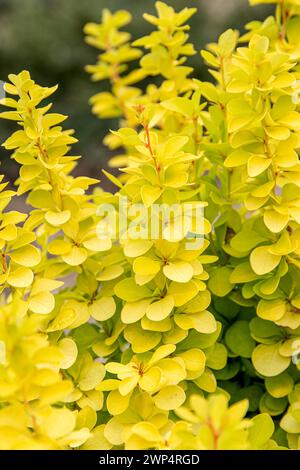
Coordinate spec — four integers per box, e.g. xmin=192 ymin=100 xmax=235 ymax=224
xmin=208 ymin=267 xmax=233 ymax=297
xmin=265 ymin=372 xmax=294 ymax=398
xmin=161 ymin=97 xmax=193 ymax=118
xmin=225 ymin=321 xmax=256 ymax=358
xmin=248 ymin=413 xmax=274 ymax=449
xmin=114 ymin=278 xmax=151 ymax=302
xmin=252 ymin=344 xmax=290 ymax=377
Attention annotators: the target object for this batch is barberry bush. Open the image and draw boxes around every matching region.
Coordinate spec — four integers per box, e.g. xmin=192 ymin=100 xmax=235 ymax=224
xmin=0 ymin=0 xmax=300 ymax=450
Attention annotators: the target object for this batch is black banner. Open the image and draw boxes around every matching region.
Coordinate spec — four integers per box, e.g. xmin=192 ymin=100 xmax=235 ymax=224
xmin=0 ymin=451 xmax=298 ymax=468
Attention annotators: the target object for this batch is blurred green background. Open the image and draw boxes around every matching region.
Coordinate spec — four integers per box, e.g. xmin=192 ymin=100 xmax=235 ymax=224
xmin=0 ymin=0 xmax=273 ymax=182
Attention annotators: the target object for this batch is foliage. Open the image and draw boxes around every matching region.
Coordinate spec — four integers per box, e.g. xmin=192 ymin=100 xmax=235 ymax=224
xmin=0 ymin=0 xmax=300 ymax=450
xmin=0 ymin=0 xmax=269 ymax=179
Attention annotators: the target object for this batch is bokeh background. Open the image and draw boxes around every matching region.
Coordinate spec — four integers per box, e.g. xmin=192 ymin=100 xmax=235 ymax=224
xmin=0 ymin=0 xmax=273 ymax=182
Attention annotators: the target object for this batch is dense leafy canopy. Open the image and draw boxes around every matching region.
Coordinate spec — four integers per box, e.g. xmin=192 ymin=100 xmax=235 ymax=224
xmin=0 ymin=0 xmax=300 ymax=450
